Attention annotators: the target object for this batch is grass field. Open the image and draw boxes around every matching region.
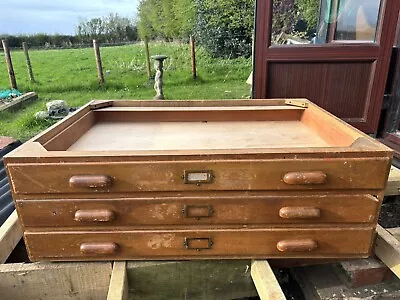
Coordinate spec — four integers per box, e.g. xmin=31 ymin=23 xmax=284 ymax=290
xmin=0 ymin=42 xmax=252 ymax=140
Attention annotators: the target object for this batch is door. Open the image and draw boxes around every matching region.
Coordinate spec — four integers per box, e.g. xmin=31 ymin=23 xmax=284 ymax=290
xmin=254 ymin=0 xmax=400 ymax=133
xmin=382 ymin=13 xmax=400 ymax=157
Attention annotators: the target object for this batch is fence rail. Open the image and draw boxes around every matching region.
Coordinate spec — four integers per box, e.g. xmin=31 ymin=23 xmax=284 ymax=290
xmin=0 ymin=37 xmax=204 ymax=89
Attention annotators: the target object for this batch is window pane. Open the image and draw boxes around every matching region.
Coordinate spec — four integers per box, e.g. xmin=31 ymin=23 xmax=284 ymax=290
xmin=334 ymin=0 xmax=381 ymax=42
xmin=271 ymin=0 xmax=382 ymax=45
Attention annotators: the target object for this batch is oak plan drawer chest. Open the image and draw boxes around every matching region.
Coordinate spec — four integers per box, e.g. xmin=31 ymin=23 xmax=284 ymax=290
xmin=4 ymin=99 xmax=392 ymax=261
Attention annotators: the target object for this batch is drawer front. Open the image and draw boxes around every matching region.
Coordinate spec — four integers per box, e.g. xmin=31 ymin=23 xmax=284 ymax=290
xmin=18 ymin=194 xmax=379 ymax=227
xmin=7 ymin=158 xmax=390 ymax=194
xmin=24 ymin=227 xmax=375 ymax=261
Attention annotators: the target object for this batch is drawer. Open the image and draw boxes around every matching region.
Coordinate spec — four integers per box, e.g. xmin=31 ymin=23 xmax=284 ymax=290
xmin=24 ymin=227 xmax=375 ymax=261
xmin=7 ymin=158 xmax=390 ymax=194
xmin=17 ymin=194 xmax=379 ymax=227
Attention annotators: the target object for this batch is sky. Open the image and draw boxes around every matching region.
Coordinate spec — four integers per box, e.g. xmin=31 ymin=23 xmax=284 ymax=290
xmin=0 ymin=0 xmax=139 ymax=35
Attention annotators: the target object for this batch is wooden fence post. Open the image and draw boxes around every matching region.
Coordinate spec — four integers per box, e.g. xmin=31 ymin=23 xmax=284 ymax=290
xmin=93 ymin=39 xmax=104 ymax=85
xmin=144 ymin=37 xmax=151 ymax=79
xmin=190 ymin=35 xmax=197 ymax=80
xmin=1 ymin=39 xmax=17 ymax=89
xmin=22 ymin=42 xmax=35 ymax=82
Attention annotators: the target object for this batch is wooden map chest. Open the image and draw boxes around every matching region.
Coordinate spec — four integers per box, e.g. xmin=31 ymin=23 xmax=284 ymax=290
xmin=4 ymin=99 xmax=392 ymax=261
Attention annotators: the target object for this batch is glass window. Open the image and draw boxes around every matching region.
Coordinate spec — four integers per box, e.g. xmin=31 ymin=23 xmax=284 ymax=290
xmin=271 ymin=0 xmax=382 ymax=45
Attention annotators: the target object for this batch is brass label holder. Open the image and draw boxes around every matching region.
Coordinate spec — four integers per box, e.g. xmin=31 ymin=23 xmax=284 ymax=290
xmin=183 ymin=237 xmax=213 ymax=251
xmin=182 ymin=205 xmax=214 ymax=220
xmin=182 ymin=170 xmax=215 ymax=186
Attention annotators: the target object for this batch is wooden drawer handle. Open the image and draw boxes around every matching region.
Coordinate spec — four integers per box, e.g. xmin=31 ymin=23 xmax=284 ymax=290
xmin=69 ymin=175 xmax=112 ymax=188
xmin=80 ymin=242 xmax=118 ymax=255
xmin=277 ymin=239 xmax=318 ymax=252
xmin=74 ymin=209 xmax=115 ymax=223
xmin=279 ymin=207 xmax=321 ymax=219
xmin=283 ymin=171 xmax=327 ymax=185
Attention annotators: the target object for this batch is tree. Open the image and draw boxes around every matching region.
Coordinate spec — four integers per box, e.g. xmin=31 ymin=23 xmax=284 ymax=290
xmin=76 ymin=14 xmax=138 ymax=44
xmin=137 ymin=0 xmax=195 ymax=40
xmin=173 ymin=0 xmax=196 ymax=37
xmin=136 ymin=0 xmax=254 ymax=58
xmin=137 ymin=0 xmax=161 ymax=39
xmin=194 ymin=0 xmax=254 ymax=58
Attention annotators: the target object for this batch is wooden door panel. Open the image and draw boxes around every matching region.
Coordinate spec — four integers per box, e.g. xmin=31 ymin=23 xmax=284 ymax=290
xmin=267 ymin=62 xmax=373 ymax=120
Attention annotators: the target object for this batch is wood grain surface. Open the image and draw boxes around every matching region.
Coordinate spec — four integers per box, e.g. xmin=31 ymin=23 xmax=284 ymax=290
xmin=66 ymin=120 xmax=330 ymax=151
xmin=17 ymin=194 xmax=379 ymax=227
xmin=0 ymin=262 xmax=112 ymax=299
xmin=24 ymin=227 xmax=375 ymax=261
xmin=7 ymin=157 xmax=390 ymax=194
xmin=3 ymin=99 xmax=392 ymax=261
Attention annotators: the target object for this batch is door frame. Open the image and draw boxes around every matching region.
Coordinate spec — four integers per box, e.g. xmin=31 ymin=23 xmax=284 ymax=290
xmin=253 ymin=0 xmax=400 ymax=133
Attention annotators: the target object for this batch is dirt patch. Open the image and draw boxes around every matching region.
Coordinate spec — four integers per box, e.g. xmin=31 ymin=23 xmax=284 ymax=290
xmin=379 ymin=196 xmax=400 ymax=228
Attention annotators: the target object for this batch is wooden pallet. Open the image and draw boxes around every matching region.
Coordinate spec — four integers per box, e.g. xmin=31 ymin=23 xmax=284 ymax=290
xmin=375 ymin=226 xmax=400 ymax=279
xmin=376 ymin=165 xmax=400 ymax=280
xmin=385 ymin=165 xmax=400 ymax=196
xmin=0 ymin=92 xmax=37 ymax=112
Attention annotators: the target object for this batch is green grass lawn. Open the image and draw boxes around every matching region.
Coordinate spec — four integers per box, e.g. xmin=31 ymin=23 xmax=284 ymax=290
xmin=0 ymin=42 xmax=252 ymax=140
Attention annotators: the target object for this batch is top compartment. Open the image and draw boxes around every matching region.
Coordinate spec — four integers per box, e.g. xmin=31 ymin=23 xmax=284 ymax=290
xmin=29 ymin=99 xmax=385 ymax=153
xmin=4 ymin=99 xmax=392 ymax=160
xmin=4 ymin=99 xmax=392 ymax=194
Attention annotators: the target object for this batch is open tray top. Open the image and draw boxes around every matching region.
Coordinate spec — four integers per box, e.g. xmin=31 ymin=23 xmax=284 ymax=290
xmin=4 ymin=100 xmax=391 ymax=161
xmin=67 ymin=120 xmax=330 ymax=151
xmin=44 ymin=102 xmax=353 ymax=153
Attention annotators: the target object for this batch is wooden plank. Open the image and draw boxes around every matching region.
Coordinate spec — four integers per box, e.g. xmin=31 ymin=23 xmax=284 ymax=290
xmin=251 ymin=260 xmax=286 ymax=300
xmin=385 ymin=165 xmax=400 ymax=196
xmin=0 ymin=210 xmax=22 ymax=263
xmin=190 ymin=35 xmax=197 ymax=79
xmin=0 ymin=92 xmax=38 ymax=112
xmin=97 ymin=105 xmax=305 ymax=111
xmin=126 ymin=260 xmax=257 ymax=300
xmin=144 ymin=37 xmax=151 ymax=79
xmin=93 ymin=39 xmax=104 ymax=85
xmin=388 ymin=227 xmax=400 ymax=239
xmin=107 ymin=261 xmax=128 ymax=300
xmin=109 ymin=99 xmax=288 ymax=107
xmin=374 ymin=225 xmax=400 ymax=279
xmin=2 ymin=39 xmax=17 ymax=89
xmin=0 ymin=262 xmax=112 ymax=300
xmin=22 ymin=42 xmax=35 ymax=82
